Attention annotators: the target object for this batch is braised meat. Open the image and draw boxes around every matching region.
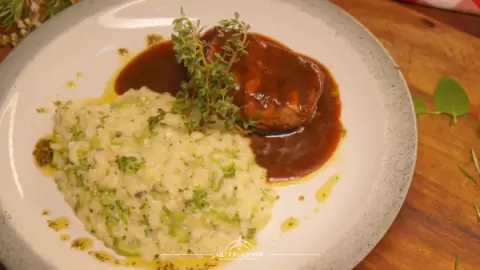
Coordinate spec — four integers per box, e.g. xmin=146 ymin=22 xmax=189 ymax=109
xmin=202 ymin=27 xmax=325 ymax=133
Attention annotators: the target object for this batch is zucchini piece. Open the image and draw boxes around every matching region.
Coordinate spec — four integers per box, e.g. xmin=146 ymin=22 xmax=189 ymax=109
xmin=74 ymin=198 xmax=83 ymax=213
xmin=89 ymin=136 xmax=101 ymax=149
xmin=51 ymin=132 xmax=58 ymax=143
xmin=261 ymin=188 xmax=276 ymax=202
xmin=168 ymin=226 xmax=190 ymax=244
xmin=184 ymin=188 xmax=209 ymax=211
xmin=245 ymin=228 xmax=256 ymax=239
xmin=111 ymin=97 xmax=144 ymax=109
xmin=105 ymin=217 xmax=117 ymax=234
xmin=204 ymin=209 xmax=240 ymax=225
xmin=110 ymin=140 xmax=123 ymax=146
xmin=150 ymin=190 xmax=169 ymax=201
xmin=70 ymin=123 xmax=83 ymax=140
xmin=66 ymin=170 xmax=76 ymax=182
xmin=204 ymin=209 xmax=231 ymax=224
xmin=134 ymin=134 xmax=147 ymax=145
xmin=221 ymin=163 xmax=236 ymax=178
xmin=161 ymin=206 xmax=187 ymax=224
xmin=171 ymin=211 xmax=186 ymax=223
xmin=76 ymin=149 xmax=88 ymax=159
xmin=100 ymin=194 xmax=116 ymax=206
xmin=231 ymin=212 xmax=241 ymax=225
xmin=216 ymin=195 xmax=237 ymax=207
xmin=209 ymin=174 xmax=223 ymax=192
xmin=73 ymin=192 xmax=88 ymax=213
xmin=113 ymin=238 xmax=141 ymax=257
xmin=99 ymin=208 xmax=115 ymax=219
xmin=51 ymin=151 xmax=63 ymax=168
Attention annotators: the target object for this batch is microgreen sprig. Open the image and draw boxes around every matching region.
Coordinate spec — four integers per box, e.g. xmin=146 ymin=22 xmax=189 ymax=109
xmin=413 ymin=76 xmax=469 ymax=125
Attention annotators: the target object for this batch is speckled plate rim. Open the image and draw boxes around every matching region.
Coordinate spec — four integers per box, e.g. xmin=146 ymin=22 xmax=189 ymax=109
xmin=0 ymin=0 xmax=417 ymax=269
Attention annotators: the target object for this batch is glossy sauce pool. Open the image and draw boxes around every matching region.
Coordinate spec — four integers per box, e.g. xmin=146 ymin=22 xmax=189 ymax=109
xmin=115 ymin=35 xmax=342 ymax=182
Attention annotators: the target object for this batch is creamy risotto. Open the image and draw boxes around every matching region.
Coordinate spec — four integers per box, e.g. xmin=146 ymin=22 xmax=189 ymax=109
xmin=49 ymin=87 xmax=277 ymax=260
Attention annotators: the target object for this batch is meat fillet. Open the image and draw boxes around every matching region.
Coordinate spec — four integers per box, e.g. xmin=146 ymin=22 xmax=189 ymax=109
xmin=202 ymin=27 xmax=325 ymax=133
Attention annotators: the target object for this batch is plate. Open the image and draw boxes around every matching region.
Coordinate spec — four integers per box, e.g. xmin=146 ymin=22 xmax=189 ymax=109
xmin=0 ymin=0 xmax=417 ymax=269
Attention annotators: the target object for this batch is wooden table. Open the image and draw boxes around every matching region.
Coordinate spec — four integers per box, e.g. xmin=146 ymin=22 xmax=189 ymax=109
xmin=328 ymin=1 xmax=480 ymax=269
xmin=1 ymin=0 xmax=480 ymax=269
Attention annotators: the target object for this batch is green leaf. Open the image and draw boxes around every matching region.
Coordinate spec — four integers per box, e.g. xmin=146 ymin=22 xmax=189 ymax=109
xmin=474 ymin=202 xmax=480 ymax=222
xmin=412 ymin=95 xmax=426 ymax=115
xmin=459 ymin=166 xmax=478 ymax=185
xmin=471 ymin=148 xmax=480 ymax=178
xmin=433 ymin=76 xmax=469 ymax=124
xmin=454 ymin=255 xmax=459 ymax=270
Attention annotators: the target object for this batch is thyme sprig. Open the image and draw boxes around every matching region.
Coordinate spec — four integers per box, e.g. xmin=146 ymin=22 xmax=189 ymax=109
xmin=0 ymin=0 xmax=26 ymax=29
xmin=171 ymin=8 xmax=255 ymax=134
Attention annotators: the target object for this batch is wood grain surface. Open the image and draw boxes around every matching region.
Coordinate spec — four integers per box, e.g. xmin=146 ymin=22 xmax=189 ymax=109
xmin=328 ymin=0 xmax=480 ymax=269
xmin=1 ymin=0 xmax=480 ymax=269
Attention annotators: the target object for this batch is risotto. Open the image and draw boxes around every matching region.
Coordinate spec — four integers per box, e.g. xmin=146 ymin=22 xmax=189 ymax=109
xmin=49 ymin=87 xmax=277 ymax=260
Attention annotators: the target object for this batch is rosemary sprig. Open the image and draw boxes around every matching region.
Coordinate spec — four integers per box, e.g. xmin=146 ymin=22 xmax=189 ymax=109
xmin=459 ymin=166 xmax=478 ymax=185
xmin=171 ymin=8 xmax=255 ymax=134
xmin=474 ymin=202 xmax=480 ymax=222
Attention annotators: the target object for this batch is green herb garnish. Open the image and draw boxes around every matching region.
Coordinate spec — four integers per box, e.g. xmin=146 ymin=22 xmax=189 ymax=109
xmin=459 ymin=166 xmax=478 ymax=185
xmin=147 ymin=108 xmax=166 ymax=134
xmin=115 ymin=156 xmax=144 ymax=174
xmin=412 ymin=95 xmax=426 ymax=116
xmin=433 ymin=76 xmax=469 ymax=125
xmin=185 ymin=188 xmax=209 ymax=210
xmin=454 ymin=255 xmax=459 ymax=270
xmin=412 ymin=77 xmax=469 ymax=125
xmin=171 ymin=8 xmax=255 ymax=134
xmin=245 ymin=228 xmax=256 ymax=239
xmin=471 ymin=148 xmax=480 ymax=178
xmin=474 ymin=202 xmax=480 ymax=222
xmin=221 ymin=163 xmax=236 ymax=178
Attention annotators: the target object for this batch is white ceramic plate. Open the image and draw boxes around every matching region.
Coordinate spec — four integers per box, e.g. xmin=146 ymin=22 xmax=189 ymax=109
xmin=0 ymin=0 xmax=417 ymax=269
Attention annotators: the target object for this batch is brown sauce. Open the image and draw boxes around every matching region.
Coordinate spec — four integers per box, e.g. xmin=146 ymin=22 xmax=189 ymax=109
xmin=115 ymin=42 xmax=187 ymax=95
xmin=251 ymin=64 xmax=342 ymax=181
xmin=114 ymin=33 xmax=342 ymax=182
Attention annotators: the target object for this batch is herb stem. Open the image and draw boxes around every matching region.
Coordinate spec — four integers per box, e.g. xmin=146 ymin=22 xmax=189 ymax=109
xmin=459 ymin=166 xmax=478 ymax=185
xmin=234 ymin=125 xmax=248 ymax=136
xmin=473 ymin=201 xmax=480 ymax=222
xmin=451 ymin=115 xmax=457 ymax=126
xmin=194 ymin=28 xmax=210 ymax=90
xmin=470 ymin=148 xmax=480 ymax=177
